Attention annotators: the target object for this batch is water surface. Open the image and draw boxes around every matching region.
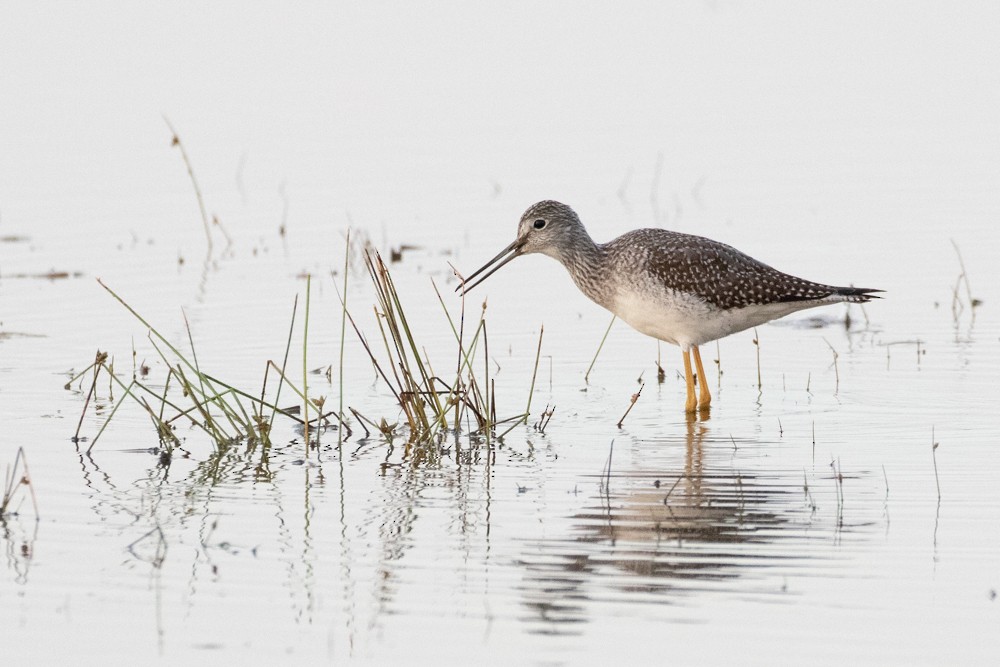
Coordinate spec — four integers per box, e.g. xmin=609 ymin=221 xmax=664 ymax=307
xmin=2 ymin=3 xmax=999 ymax=664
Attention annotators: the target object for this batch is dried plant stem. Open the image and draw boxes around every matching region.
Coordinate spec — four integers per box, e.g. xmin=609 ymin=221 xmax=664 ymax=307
xmin=802 ymin=470 xmax=817 ymax=511
xmin=811 ymin=421 xmax=816 ymax=461
xmin=823 ymin=337 xmax=840 ymax=393
xmin=616 ymin=383 xmax=644 ymax=428
xmin=950 ymin=239 xmax=975 ymax=307
xmin=830 ymin=457 xmax=844 ymax=525
xmin=715 ymin=340 xmax=722 ymax=386
xmin=932 ymin=426 xmax=941 ymax=500
xmin=163 ymin=116 xmax=213 ymax=252
xmin=2 ymin=447 xmax=39 ymax=519
xmin=73 ymin=350 xmax=106 ymax=442
xmin=535 ymin=404 xmax=555 ymax=433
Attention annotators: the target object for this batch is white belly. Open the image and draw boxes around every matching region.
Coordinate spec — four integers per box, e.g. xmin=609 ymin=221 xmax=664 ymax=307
xmin=611 ymin=288 xmax=824 ymax=350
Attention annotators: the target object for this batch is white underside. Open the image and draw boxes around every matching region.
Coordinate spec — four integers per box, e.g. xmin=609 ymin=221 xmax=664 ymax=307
xmin=611 ymin=288 xmax=838 ymax=351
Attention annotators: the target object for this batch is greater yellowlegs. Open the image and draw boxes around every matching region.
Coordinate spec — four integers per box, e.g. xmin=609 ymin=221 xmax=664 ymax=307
xmin=458 ymin=200 xmax=881 ymax=412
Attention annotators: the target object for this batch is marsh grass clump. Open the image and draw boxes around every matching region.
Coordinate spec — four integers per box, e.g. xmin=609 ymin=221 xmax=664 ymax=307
xmin=343 ymin=251 xmax=542 ymax=451
xmin=68 ymin=279 xmax=342 ymax=456
xmin=72 ymin=251 xmax=545 ymax=462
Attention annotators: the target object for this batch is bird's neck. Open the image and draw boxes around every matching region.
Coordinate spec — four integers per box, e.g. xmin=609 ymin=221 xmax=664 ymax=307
xmin=557 ymin=238 xmax=612 ymax=308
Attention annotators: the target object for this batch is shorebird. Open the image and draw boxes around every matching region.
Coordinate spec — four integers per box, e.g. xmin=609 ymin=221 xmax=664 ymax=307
xmin=458 ymin=200 xmax=881 ymax=412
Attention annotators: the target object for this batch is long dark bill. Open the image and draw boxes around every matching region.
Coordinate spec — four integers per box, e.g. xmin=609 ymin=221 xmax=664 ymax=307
xmin=456 ymin=237 xmax=526 ymax=295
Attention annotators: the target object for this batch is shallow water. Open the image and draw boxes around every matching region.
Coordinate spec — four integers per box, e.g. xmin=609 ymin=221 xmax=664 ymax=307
xmin=3 ymin=3 xmax=1000 ymax=664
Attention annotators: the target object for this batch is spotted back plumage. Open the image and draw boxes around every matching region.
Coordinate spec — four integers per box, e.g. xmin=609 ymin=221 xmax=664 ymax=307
xmin=606 ymin=228 xmax=872 ymax=310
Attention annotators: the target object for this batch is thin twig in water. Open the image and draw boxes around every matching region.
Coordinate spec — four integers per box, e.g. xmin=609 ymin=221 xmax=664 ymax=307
xmin=949 ymin=240 xmax=980 ymax=331
xmin=267 ymin=295 xmax=298 ymax=436
xmin=585 ymin=314 xmax=616 ymax=384
xmin=752 ymin=328 xmax=762 ymax=391
xmin=278 ymin=181 xmax=290 ymax=237
xmin=73 ymin=350 xmax=107 ymax=443
xmin=524 ymin=325 xmax=544 ymax=421
xmin=811 ymin=421 xmax=816 ymax=462
xmin=534 ymin=404 xmax=555 ymax=433
xmin=302 ymin=275 xmax=311 ymax=456
xmin=823 ymin=337 xmax=840 ymax=393
xmin=830 ymin=457 xmax=844 ymax=526
xmin=882 ymin=339 xmax=925 ymax=370
xmin=1 ymin=447 xmax=39 ymax=519
xmin=656 ymin=342 xmax=665 ymax=384
xmin=616 ymin=383 xmax=644 ymax=428
xmin=950 ymin=239 xmax=977 ymax=308
xmin=163 ymin=117 xmax=213 ymax=252
xmin=483 ymin=319 xmax=491 ymax=445
xmin=337 ymin=230 xmax=351 ymax=449
xmin=714 ymin=340 xmax=722 ymax=387
xmin=931 ymin=426 xmax=941 ymax=501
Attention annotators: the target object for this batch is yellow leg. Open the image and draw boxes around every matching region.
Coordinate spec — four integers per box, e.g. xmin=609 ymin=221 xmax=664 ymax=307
xmin=682 ymin=349 xmax=697 ymax=413
xmin=692 ymin=345 xmax=712 ymax=409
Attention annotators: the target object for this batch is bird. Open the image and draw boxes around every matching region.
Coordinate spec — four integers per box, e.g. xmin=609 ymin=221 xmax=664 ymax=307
xmin=457 ymin=200 xmax=881 ymax=413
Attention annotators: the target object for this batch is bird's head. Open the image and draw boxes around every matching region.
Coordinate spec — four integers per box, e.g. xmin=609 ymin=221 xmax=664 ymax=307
xmin=458 ymin=200 xmax=583 ymax=294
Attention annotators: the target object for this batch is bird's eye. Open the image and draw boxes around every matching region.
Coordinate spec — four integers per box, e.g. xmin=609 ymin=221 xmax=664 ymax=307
xmin=533 ymin=219 xmax=546 ymax=230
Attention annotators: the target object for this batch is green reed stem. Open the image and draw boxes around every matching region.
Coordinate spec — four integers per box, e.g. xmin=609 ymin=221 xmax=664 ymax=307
xmin=303 ymin=274 xmax=311 ymax=455
xmin=268 ymin=295 xmax=298 ymax=428
xmin=525 ymin=325 xmax=544 ymax=420
xmin=337 ymin=230 xmax=350 ymax=448
xmin=585 ymin=313 xmax=616 ymax=383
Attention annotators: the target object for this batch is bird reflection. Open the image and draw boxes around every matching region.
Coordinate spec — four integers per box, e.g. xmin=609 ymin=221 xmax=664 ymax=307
xmin=518 ymin=412 xmax=794 ymax=630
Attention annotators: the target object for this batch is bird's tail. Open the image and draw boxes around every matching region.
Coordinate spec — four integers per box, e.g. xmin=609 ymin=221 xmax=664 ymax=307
xmin=834 ymin=287 xmax=883 ymax=303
